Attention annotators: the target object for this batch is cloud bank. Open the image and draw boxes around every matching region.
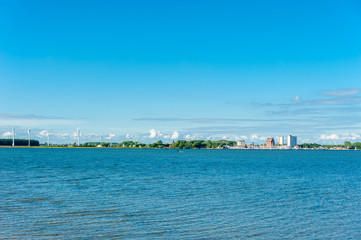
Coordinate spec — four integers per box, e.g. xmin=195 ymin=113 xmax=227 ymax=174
xmin=321 ymin=88 xmax=361 ymax=96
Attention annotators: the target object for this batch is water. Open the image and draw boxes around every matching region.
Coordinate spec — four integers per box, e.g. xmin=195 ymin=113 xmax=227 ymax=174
xmin=0 ymin=148 xmax=360 ymax=239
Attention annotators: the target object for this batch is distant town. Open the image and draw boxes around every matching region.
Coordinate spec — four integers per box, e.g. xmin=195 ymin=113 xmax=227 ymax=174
xmin=230 ymin=135 xmax=298 ymax=149
xmin=229 ymin=135 xmax=359 ymax=150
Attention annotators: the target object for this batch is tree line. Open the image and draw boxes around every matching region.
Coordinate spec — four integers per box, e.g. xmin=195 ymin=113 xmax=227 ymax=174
xmin=0 ymin=139 xmax=40 ymax=146
xmin=75 ymin=140 xmax=361 ymax=149
xmin=299 ymin=141 xmax=361 ymax=149
xmin=62 ymin=140 xmax=237 ymax=149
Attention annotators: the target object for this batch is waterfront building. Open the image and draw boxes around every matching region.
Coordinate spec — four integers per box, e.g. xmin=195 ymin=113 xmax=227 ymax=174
xmin=237 ymin=140 xmax=246 ymax=148
xmin=246 ymin=143 xmax=254 ymax=149
xmin=287 ymin=135 xmax=297 ymax=148
xmin=266 ymin=138 xmax=275 ymax=148
xmin=277 ymin=136 xmax=284 ymax=145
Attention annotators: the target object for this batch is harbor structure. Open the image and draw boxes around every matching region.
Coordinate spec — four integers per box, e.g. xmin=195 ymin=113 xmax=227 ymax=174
xmin=287 ymin=135 xmax=297 ymax=148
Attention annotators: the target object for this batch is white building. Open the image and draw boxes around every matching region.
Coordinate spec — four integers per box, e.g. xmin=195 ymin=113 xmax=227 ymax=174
xmin=237 ymin=140 xmax=246 ymax=148
xmin=277 ymin=136 xmax=284 ymax=145
xmin=287 ymin=135 xmax=297 ymax=148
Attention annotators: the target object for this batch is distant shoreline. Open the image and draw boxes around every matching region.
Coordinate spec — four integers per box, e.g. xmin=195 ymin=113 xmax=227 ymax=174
xmin=0 ymin=146 xmax=358 ymax=151
xmin=1 ymin=139 xmax=359 ymax=150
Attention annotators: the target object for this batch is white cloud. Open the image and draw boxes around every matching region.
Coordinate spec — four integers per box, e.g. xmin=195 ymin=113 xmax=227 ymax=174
xmin=39 ymin=130 xmax=49 ymax=136
xmin=185 ymin=134 xmax=195 ymax=140
xmin=249 ymin=134 xmax=266 ymax=141
xmin=149 ymin=129 xmax=157 ymax=138
xmin=171 ymin=131 xmax=179 ymax=140
xmin=123 ymin=133 xmax=141 ymax=141
xmin=348 ymin=133 xmax=361 ymax=140
xmin=51 ymin=133 xmax=70 ymax=139
xmin=104 ymin=133 xmax=116 ymax=140
xmin=320 ymin=133 xmax=361 ymax=141
xmin=250 ymin=134 xmax=259 ymax=140
xmin=240 ymin=135 xmax=248 ymax=140
xmin=2 ymin=131 xmax=12 ymax=137
xmin=58 ymin=133 xmax=70 ymax=137
xmin=147 ymin=129 xmax=163 ymax=138
xmin=292 ymin=95 xmax=300 ymax=101
xmin=320 ymin=134 xmax=339 ymax=140
xmin=322 ymin=88 xmax=361 ymax=96
xmin=0 ymin=119 xmax=78 ymax=128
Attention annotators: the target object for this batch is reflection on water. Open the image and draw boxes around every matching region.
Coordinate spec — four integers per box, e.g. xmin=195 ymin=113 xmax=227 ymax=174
xmin=1 ymin=148 xmax=361 ymax=239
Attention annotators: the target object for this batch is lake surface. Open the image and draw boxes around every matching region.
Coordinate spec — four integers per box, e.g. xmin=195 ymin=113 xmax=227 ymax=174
xmin=0 ymin=148 xmax=360 ymax=239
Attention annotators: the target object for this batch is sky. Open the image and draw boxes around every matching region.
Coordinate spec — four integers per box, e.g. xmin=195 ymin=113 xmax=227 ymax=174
xmin=1 ymin=0 xmax=361 ymax=144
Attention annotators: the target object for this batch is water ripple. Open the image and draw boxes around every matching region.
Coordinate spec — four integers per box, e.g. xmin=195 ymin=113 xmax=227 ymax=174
xmin=0 ymin=148 xmax=360 ymax=239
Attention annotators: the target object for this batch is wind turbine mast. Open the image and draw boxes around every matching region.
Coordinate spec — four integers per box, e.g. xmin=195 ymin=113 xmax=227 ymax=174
xmin=77 ymin=128 xmax=80 ymax=146
xmin=28 ymin=129 xmax=31 ymax=147
xmin=47 ymin=130 xmax=50 ymax=146
xmin=12 ymin=128 xmax=15 ymax=147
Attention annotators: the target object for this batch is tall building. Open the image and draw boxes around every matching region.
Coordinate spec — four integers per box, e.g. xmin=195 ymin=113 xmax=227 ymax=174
xmin=277 ymin=136 xmax=284 ymax=145
xmin=287 ymin=135 xmax=297 ymax=148
xmin=266 ymin=138 xmax=275 ymax=148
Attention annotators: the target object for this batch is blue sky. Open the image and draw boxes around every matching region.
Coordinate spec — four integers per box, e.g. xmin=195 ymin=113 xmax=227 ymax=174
xmin=1 ymin=0 xmax=361 ymax=144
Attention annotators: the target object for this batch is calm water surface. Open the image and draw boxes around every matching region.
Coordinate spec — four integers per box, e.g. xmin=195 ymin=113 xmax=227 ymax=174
xmin=0 ymin=148 xmax=361 ymax=239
